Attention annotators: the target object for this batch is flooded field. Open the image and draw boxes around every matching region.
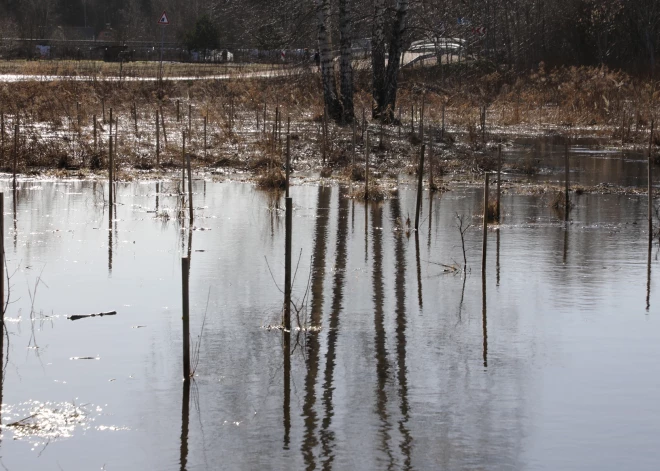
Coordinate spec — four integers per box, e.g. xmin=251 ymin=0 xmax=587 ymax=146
xmin=0 ymin=142 xmax=658 ymax=470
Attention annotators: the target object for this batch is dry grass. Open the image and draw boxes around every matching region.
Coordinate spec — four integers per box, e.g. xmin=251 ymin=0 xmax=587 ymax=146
xmin=257 ymin=167 xmax=286 ymax=190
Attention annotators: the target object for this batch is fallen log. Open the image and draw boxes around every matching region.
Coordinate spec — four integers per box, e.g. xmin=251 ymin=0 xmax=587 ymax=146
xmin=68 ymin=311 xmax=117 ymax=321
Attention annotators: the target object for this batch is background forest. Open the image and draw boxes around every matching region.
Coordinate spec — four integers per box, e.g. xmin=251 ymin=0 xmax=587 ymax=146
xmin=0 ymin=0 xmax=657 ymax=75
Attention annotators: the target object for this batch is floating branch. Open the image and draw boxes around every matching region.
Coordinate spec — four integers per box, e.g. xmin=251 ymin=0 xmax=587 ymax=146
xmin=68 ymin=311 xmax=117 ymax=321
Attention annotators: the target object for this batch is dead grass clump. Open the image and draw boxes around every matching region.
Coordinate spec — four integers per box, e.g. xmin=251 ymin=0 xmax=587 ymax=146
xmin=510 ymin=157 xmax=539 ymax=175
xmin=257 ymin=167 xmax=286 ymax=190
xmin=475 ymin=153 xmax=498 ymax=172
xmin=485 ymin=201 xmax=500 ymax=222
xmin=550 ymin=191 xmax=574 ymax=210
xmin=249 ymin=155 xmax=281 ymax=170
xmin=348 ymin=165 xmax=365 ymax=181
xmin=349 ymin=183 xmax=387 ymax=201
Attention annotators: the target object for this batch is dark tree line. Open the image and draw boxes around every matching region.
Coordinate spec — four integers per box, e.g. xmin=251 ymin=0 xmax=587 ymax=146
xmin=0 ymin=1 xmax=658 ymax=122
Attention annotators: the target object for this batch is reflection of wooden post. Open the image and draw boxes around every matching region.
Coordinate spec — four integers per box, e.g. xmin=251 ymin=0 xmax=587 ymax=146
xmin=565 ymin=139 xmax=570 ymax=220
xmin=365 ymin=131 xmax=370 ymax=198
xmin=482 ymin=173 xmax=490 ymax=266
xmin=13 ymin=124 xmax=18 ymax=195
xmin=284 ymin=197 xmax=292 ymax=330
xmin=109 ymin=135 xmax=114 ymax=206
xmin=649 ymin=120 xmax=655 ymax=239
xmin=497 ymin=145 xmax=502 ymax=221
xmin=414 ymin=145 xmax=425 ymax=230
xmin=181 ymin=257 xmax=191 ymax=379
xmin=156 ymin=110 xmax=160 ymax=167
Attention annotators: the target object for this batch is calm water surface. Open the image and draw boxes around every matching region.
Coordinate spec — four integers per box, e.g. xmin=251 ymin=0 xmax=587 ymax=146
xmin=0 ymin=153 xmax=658 ymax=470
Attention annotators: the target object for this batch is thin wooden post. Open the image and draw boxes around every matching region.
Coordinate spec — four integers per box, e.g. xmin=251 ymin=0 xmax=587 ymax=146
xmin=133 ymin=102 xmax=138 ymax=136
xmin=156 ymin=110 xmax=160 ymax=167
xmin=12 ymin=123 xmax=18 ymax=195
xmin=187 ymin=151 xmax=193 ymax=225
xmin=420 ymin=95 xmax=425 ymax=144
xmin=429 ymin=133 xmax=435 ymax=190
xmin=442 ymin=103 xmax=446 ymax=139
xmin=284 ymin=197 xmax=292 ymax=330
xmin=93 ymin=114 xmax=97 ymax=152
xmin=160 ymin=106 xmax=168 ymax=146
xmin=109 ymin=135 xmax=114 ymax=206
xmin=182 ymin=132 xmax=186 ymax=195
xmin=352 ymin=119 xmax=356 ymax=167
xmin=414 ymin=144 xmax=425 ymax=230
xmin=411 ymin=104 xmax=414 ymax=134
xmin=322 ymin=107 xmax=327 ymax=165
xmin=1 ymin=112 xmax=4 ymax=166
xmin=365 ymin=131 xmax=370 ymax=198
xmin=649 ymin=120 xmax=655 ymax=239
xmin=286 ymin=132 xmax=291 ymax=197
xmin=483 ymin=173 xmax=490 ymax=264
xmin=181 ymin=257 xmax=191 ymax=379
xmin=362 ymin=106 xmax=366 ymax=140
xmin=203 ymin=115 xmax=207 ymax=159
xmin=0 ymin=193 xmax=4 ymax=317
xmin=565 ymin=139 xmax=570 ymax=219
xmin=497 ymin=145 xmax=502 ymax=221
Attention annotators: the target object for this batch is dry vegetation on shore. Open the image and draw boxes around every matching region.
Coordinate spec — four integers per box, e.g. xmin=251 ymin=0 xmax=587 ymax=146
xmin=0 ymin=62 xmax=657 ymax=192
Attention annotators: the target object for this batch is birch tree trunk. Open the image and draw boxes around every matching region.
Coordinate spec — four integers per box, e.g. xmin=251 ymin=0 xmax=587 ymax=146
xmin=315 ymin=0 xmax=342 ymax=121
xmin=372 ymin=0 xmax=387 ymax=120
xmin=339 ymin=0 xmax=355 ymax=123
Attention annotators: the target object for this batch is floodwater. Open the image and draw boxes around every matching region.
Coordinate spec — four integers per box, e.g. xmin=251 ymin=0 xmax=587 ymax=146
xmin=0 ymin=146 xmax=659 ymax=470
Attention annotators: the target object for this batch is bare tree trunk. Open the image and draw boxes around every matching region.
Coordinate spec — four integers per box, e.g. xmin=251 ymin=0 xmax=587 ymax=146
xmin=315 ymin=0 xmax=342 ymax=121
xmin=381 ymin=0 xmax=409 ymax=122
xmin=372 ymin=0 xmax=386 ymax=120
xmin=339 ymin=0 xmax=354 ymax=123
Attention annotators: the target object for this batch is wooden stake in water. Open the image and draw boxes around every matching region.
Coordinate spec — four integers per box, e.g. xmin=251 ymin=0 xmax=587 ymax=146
xmin=203 ymin=115 xmax=207 ymax=159
xmin=284 ymin=196 xmax=292 ymax=330
xmin=0 ymin=193 xmax=4 ymax=317
xmin=181 ymin=132 xmax=186 ymax=195
xmin=156 ymin=110 xmax=160 ymax=168
xmin=482 ymin=173 xmax=490 ymax=270
xmin=414 ymin=144 xmax=426 ymax=230
xmin=160 ymin=106 xmax=168 ymax=146
xmin=1 ymin=112 xmax=4 ymax=166
xmin=497 ymin=145 xmax=502 ymax=222
xmin=649 ymin=119 xmax=655 ymax=240
xmin=186 ymin=151 xmax=193 ymax=225
xmin=181 ymin=257 xmax=191 ymax=379
xmin=286 ymin=133 xmax=291 ymax=198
